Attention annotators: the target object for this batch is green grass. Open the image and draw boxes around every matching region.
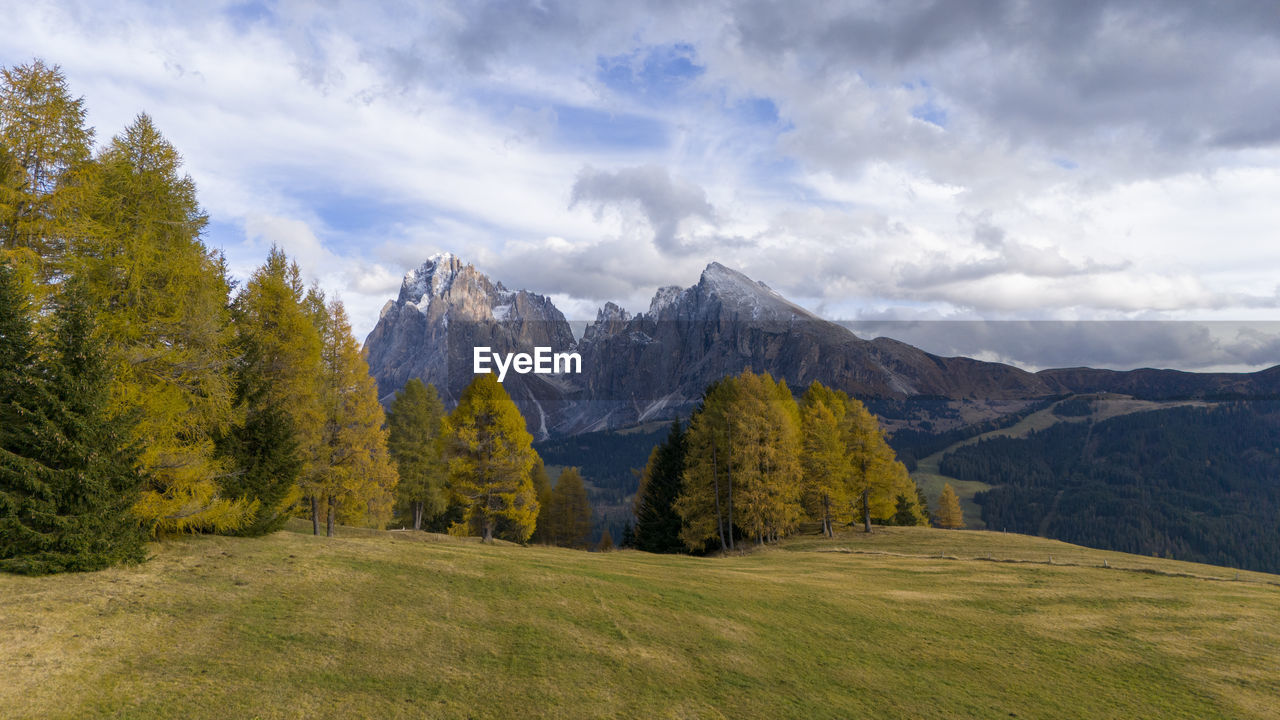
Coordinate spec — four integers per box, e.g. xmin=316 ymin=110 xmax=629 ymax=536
xmin=2 ymin=522 xmax=1277 ymax=719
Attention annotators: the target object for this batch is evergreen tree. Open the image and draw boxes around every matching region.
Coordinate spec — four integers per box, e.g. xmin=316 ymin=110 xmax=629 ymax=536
xmin=216 ymin=398 xmax=301 ymax=536
xmin=633 ymin=419 xmax=687 ymax=553
xmin=597 ymin=527 xmax=615 ymax=552
xmin=229 ymin=247 xmax=322 ymax=533
xmin=545 ymin=467 xmax=591 ymax=548
xmin=937 ymin=483 xmax=965 ymax=529
xmin=74 ymin=113 xmax=245 ymax=535
xmin=312 ymin=297 xmax=398 ymax=535
xmin=0 ymin=276 xmax=145 ymax=574
xmin=441 ymin=373 xmax=539 ymax=542
xmin=891 ymin=494 xmax=920 ymax=526
xmin=0 ymin=259 xmax=48 ymax=568
xmin=387 ymin=379 xmax=447 ymax=530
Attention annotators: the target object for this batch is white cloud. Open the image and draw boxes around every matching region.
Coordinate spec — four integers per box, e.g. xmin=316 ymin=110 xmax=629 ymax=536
xmin=4 ymin=0 xmax=1280 ymax=354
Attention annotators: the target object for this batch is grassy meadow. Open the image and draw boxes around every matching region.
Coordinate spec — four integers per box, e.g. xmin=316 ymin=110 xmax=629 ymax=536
xmin=2 ymin=521 xmax=1278 ymax=719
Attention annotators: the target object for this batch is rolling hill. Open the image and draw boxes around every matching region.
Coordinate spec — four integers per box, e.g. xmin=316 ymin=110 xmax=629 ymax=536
xmin=2 ymin=522 xmax=1277 ymax=719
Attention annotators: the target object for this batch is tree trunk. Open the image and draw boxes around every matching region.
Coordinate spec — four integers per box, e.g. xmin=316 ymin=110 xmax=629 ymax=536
xmin=311 ymin=496 xmax=320 ymax=536
xmin=483 ymin=518 xmax=494 ymax=543
xmin=726 ymin=424 xmax=734 ymax=551
xmin=862 ymin=489 xmax=871 ymax=534
xmin=326 ymin=497 xmax=335 ymax=537
xmin=823 ymin=495 xmax=832 ymax=537
xmin=711 ymin=442 xmax=727 ymax=552
xmin=412 ymin=501 xmax=423 ymax=531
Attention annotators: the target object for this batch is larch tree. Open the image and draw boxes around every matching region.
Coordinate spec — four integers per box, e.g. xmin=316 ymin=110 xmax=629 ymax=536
xmin=675 ymin=378 xmax=737 ymax=552
xmin=440 ymin=373 xmax=539 ymax=542
xmin=597 ymin=527 xmax=614 ymax=552
xmin=387 ymin=378 xmax=447 ymax=531
xmin=312 ymin=296 xmax=398 ymax=535
xmin=0 ymin=275 xmax=145 ymax=574
xmin=529 ymin=455 xmax=553 ymax=543
xmin=936 ymin=484 xmax=965 ymax=529
xmin=229 ymin=247 xmax=323 ymax=533
xmin=0 ymin=60 xmax=95 ymax=281
xmin=800 ymin=394 xmax=850 ymax=537
xmin=546 ymin=467 xmax=592 ymax=548
xmin=841 ymin=396 xmax=923 ymax=529
xmin=73 ymin=113 xmax=245 ymax=535
xmin=633 ymin=419 xmax=687 ymax=553
xmin=730 ymin=371 xmax=803 ymax=544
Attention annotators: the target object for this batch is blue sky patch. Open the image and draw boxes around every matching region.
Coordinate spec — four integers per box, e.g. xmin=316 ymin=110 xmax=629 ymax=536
xmin=736 ymin=97 xmax=780 ymax=127
xmin=596 ymin=43 xmax=705 ymax=102
xmin=551 ymin=104 xmax=667 ymax=150
xmin=223 ymin=1 xmax=274 ymax=30
xmin=911 ymin=99 xmax=948 ymax=128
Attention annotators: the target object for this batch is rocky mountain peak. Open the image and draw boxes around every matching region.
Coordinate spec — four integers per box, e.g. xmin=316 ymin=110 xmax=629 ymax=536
xmin=364 ymin=252 xmax=1095 ymax=438
xmin=399 ymin=252 xmax=465 ymax=303
xmin=695 ymin=261 xmax=814 ymax=320
xmin=647 ymin=285 xmax=684 ymax=316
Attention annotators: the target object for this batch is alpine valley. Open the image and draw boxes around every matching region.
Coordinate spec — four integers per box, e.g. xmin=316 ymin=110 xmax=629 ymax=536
xmin=364 ymin=254 xmax=1280 ymax=573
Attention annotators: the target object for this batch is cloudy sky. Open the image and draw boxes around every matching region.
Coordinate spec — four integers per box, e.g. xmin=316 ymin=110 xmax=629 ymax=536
xmin=5 ymin=1 xmax=1280 ymax=370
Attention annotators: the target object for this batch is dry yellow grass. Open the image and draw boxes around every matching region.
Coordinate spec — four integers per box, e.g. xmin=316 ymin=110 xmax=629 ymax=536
xmin=1 ymin=522 xmax=1277 ymax=719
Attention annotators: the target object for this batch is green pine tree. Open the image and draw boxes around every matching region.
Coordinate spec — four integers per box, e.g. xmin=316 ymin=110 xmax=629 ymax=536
xmin=0 ymin=276 xmax=145 ymax=574
xmin=633 ymin=419 xmax=687 ymax=553
xmin=675 ymin=378 xmax=737 ymax=553
xmin=217 ymin=397 xmax=302 ymax=537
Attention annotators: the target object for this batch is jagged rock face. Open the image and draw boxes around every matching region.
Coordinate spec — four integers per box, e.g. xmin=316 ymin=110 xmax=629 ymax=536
xmin=364 ymin=256 xmax=1059 ymax=437
xmin=362 ymin=253 xmax=577 ymax=439
xmin=363 ymin=255 xmax=1279 ymax=438
xmin=564 ymin=262 xmax=1057 ymax=433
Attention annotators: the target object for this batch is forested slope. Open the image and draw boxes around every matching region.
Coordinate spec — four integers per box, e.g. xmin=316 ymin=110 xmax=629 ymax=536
xmin=941 ymin=402 xmax=1280 ymax=572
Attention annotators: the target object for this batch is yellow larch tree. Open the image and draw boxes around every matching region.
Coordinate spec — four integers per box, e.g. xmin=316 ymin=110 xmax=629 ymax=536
xmin=440 ymin=373 xmax=539 ymax=542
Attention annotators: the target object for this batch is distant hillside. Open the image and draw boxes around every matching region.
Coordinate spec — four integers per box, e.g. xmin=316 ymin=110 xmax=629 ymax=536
xmin=2 ymin=524 xmax=1276 ymax=719
xmin=941 ymin=401 xmax=1280 ymax=572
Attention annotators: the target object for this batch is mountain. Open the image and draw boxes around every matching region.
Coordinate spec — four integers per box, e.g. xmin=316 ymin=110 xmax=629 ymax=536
xmin=566 ymin=262 xmax=1057 ymax=434
xmin=362 ymin=255 xmax=1279 ymax=437
xmin=362 ymin=253 xmax=576 ymax=438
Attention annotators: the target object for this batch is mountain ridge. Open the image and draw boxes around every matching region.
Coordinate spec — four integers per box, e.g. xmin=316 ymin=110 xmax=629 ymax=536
xmin=362 ymin=254 xmax=1280 ymax=437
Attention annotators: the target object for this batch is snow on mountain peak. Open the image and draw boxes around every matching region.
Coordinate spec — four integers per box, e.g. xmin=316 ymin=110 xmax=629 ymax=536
xmin=698 ymin=261 xmax=814 ymax=319
xmin=400 ymin=253 xmax=465 ymax=304
xmin=700 ymin=262 xmax=781 ymax=299
xmin=648 ymin=285 xmax=684 ymax=315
